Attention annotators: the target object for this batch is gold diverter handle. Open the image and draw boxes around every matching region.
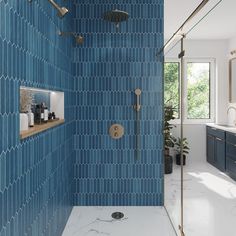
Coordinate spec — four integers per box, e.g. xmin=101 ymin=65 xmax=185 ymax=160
xmin=109 ymin=124 xmax=124 ymax=139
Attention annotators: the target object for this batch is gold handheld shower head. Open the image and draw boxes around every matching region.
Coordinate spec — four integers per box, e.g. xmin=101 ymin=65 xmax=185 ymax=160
xmin=48 ymin=0 xmax=69 ymax=18
xmin=135 ymin=88 xmax=142 ymax=96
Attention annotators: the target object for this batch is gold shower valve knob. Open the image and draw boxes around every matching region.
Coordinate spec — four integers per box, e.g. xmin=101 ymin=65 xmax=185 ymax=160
xmin=109 ymin=124 xmax=124 ymax=139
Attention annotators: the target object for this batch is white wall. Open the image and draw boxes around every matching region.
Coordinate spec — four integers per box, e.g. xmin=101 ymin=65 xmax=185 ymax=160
xmin=171 ymin=125 xmax=206 ymax=163
xmin=50 ymin=92 xmax=64 ymax=120
xmin=227 ymin=36 xmax=236 ymax=125
xmin=165 ymin=39 xmax=228 ymax=163
xmin=228 ymin=35 xmax=236 ymax=53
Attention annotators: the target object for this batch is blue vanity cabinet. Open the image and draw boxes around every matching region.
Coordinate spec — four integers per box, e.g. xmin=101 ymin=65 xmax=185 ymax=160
xmin=207 ymin=126 xmax=236 ymax=180
xmin=207 ymin=133 xmax=215 ymax=165
xmin=215 ymin=137 xmax=226 ymax=171
xmin=226 ymin=132 xmax=236 ymax=180
xmin=206 ymin=126 xmax=226 ymax=172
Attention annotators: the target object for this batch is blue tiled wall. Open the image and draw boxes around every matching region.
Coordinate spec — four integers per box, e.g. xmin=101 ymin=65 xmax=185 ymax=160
xmin=73 ymin=0 xmax=164 ymax=205
xmin=1 ymin=0 xmax=164 ymax=234
xmin=0 ymin=1 xmax=76 ymax=235
xmin=33 ymin=91 xmax=51 ymax=110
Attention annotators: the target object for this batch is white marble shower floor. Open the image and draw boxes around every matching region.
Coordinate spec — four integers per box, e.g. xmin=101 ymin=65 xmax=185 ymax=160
xmin=62 ymin=206 xmax=177 ymax=236
xmin=165 ymin=161 xmax=236 ymax=236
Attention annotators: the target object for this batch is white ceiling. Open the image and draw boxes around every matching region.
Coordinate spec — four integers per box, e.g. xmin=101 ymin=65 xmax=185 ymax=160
xmin=164 ymin=0 xmax=236 ymax=40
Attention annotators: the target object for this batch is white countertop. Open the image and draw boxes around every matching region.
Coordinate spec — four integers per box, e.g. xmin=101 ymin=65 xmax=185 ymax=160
xmin=206 ymin=123 xmax=236 ymax=134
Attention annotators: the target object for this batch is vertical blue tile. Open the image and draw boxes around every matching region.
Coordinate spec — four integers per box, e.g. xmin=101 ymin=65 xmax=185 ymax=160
xmin=73 ymin=0 xmax=164 ymax=206
xmin=0 ymin=0 xmax=75 ymax=235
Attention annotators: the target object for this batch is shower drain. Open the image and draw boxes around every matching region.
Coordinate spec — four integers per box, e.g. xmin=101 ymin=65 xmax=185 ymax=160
xmin=111 ymin=212 xmax=124 ymax=220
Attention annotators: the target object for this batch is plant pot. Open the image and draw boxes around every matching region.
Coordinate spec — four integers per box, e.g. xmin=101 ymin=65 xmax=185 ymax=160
xmin=165 ymin=155 xmax=173 ymax=174
xmin=176 ymin=154 xmax=186 ymax=165
xmin=164 ymin=148 xmax=170 ymax=156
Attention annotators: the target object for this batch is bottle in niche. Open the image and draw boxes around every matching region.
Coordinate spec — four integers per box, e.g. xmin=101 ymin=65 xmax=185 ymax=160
xmin=44 ymin=106 xmax=48 ymax=123
xmin=28 ymin=110 xmax=34 ymax=127
xmin=35 ymin=104 xmax=41 ymax=124
xmin=51 ymin=112 xmax=56 ymax=120
xmin=48 ymin=112 xmax=52 ymax=120
xmin=40 ymin=103 xmax=44 ymax=123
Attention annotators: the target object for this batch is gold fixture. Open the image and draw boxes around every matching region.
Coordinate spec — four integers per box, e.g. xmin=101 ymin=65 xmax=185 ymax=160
xmin=227 ymin=106 xmax=236 ymax=126
xmin=134 ymin=89 xmax=141 ymax=160
xmin=48 ymin=0 xmax=68 ymax=18
xmin=103 ymin=9 xmax=129 ymax=31
xmin=229 ymin=57 xmax=236 ymax=102
xmin=134 ymin=88 xmax=141 ymax=112
xmin=179 ymin=225 xmax=185 ymax=236
xmin=158 ymin=0 xmax=213 ymax=234
xmin=28 ymin=0 xmax=68 ymax=18
xmin=179 ymin=37 xmax=185 ymax=236
xmin=227 ymin=106 xmax=236 ymax=114
xmin=231 ymin=50 xmax=236 ymax=55
xmin=109 ymin=124 xmax=124 ymax=139
xmin=157 ymin=0 xmax=209 ymax=55
xmin=58 ymin=31 xmax=84 ymax=45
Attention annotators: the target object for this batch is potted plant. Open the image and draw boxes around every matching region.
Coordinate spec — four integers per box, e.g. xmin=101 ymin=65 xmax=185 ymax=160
xmin=164 ymin=105 xmax=176 ymax=174
xmin=175 ymin=137 xmax=190 ymax=165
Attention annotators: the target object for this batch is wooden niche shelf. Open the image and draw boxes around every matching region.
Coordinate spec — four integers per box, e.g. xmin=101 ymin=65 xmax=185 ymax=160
xmin=19 ymin=86 xmax=65 ymax=140
xmin=20 ymin=119 xmax=65 ymax=139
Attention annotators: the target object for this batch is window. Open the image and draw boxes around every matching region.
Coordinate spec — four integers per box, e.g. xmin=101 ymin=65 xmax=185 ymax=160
xmin=187 ymin=62 xmax=210 ymax=119
xmin=164 ymin=59 xmax=215 ymax=123
xmin=164 ymin=62 xmax=180 ymax=118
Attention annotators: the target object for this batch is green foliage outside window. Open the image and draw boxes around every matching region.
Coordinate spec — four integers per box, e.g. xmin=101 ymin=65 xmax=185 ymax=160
xmin=164 ymin=62 xmax=179 ymax=118
xmin=187 ymin=62 xmax=210 ymax=119
xmin=164 ymin=61 xmax=211 ymax=120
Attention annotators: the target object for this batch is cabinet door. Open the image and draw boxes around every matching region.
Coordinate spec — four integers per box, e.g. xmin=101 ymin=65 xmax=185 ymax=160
xmin=215 ymin=137 xmax=226 ymax=171
xmin=207 ymin=135 xmax=215 ymax=165
xmin=226 ymin=142 xmax=236 ymax=179
xmin=226 ymin=156 xmax=236 ymax=180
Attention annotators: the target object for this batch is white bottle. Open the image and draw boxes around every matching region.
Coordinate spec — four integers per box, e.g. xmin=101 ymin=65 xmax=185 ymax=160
xmin=20 ymin=113 xmax=29 ymax=131
xmin=44 ymin=108 xmax=48 ymax=122
xmin=28 ymin=111 xmax=34 ymax=127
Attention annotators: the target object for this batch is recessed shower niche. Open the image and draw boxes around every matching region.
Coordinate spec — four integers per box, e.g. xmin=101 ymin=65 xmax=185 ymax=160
xmin=19 ymin=86 xmax=64 ymax=139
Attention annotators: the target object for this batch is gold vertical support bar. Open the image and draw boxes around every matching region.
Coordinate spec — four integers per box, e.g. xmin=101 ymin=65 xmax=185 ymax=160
xmin=178 ymin=36 xmax=185 ymax=236
xmin=136 ymin=111 xmax=140 ymax=160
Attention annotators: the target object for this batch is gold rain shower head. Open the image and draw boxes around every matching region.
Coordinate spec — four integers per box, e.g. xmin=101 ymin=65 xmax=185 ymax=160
xmin=103 ymin=9 xmax=129 ymax=30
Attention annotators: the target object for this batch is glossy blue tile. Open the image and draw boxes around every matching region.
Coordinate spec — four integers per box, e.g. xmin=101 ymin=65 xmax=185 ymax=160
xmin=1 ymin=0 xmax=164 ymax=234
xmin=0 ymin=0 xmax=75 ymax=235
xmin=73 ymin=0 xmax=164 ymax=206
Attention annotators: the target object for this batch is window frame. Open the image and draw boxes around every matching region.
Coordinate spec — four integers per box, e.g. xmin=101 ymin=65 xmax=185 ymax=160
xmin=164 ymin=58 xmax=216 ymax=124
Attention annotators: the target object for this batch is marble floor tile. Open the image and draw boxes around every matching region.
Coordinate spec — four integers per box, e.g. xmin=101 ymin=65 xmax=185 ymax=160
xmin=62 ymin=206 xmax=177 ymax=236
xmin=165 ymin=161 xmax=236 ymax=236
